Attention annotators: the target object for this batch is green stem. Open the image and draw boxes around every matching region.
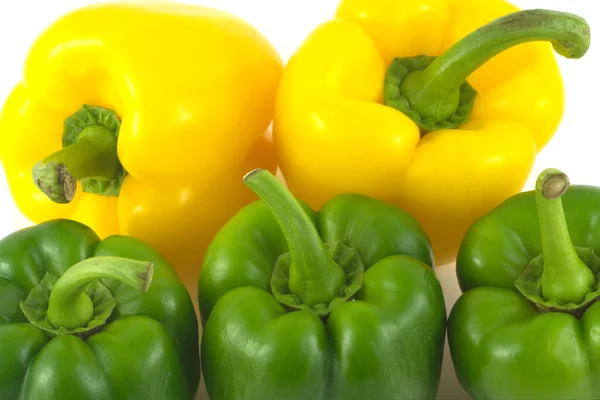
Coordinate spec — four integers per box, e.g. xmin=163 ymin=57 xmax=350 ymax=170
xmin=243 ymin=169 xmax=346 ymax=306
xmin=47 ymin=256 xmax=153 ymax=330
xmin=32 ymin=125 xmax=120 ymax=203
xmin=536 ymin=169 xmax=595 ymax=303
xmin=398 ymin=9 xmax=590 ymax=126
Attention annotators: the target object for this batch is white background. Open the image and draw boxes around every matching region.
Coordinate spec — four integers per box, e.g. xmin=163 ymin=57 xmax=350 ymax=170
xmin=0 ymin=1 xmax=598 ymax=399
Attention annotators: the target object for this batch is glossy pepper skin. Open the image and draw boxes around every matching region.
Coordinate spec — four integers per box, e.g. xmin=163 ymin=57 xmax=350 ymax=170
xmin=198 ymin=169 xmax=446 ymax=400
xmin=273 ymin=0 xmax=591 ymax=266
xmin=449 ymin=169 xmax=600 ymax=399
xmin=0 ymin=219 xmax=199 ymax=400
xmin=0 ymin=1 xmax=282 ymax=292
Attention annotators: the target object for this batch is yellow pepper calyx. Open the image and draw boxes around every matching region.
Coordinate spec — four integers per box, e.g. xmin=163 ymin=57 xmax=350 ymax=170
xmin=384 ymin=9 xmax=591 ymax=134
xmin=32 ymin=105 xmax=124 ymax=203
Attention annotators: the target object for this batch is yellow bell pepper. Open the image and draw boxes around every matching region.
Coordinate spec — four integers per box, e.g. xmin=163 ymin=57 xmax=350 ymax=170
xmin=273 ymin=0 xmax=590 ymax=266
xmin=0 ymin=1 xmax=283 ymax=294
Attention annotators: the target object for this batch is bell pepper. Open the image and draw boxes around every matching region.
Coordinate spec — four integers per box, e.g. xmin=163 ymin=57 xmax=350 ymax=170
xmin=0 ymin=1 xmax=283 ymax=293
xmin=273 ymin=0 xmax=591 ymax=266
xmin=448 ymin=168 xmax=600 ymax=399
xmin=198 ymin=169 xmax=446 ymax=400
xmin=0 ymin=219 xmax=199 ymax=399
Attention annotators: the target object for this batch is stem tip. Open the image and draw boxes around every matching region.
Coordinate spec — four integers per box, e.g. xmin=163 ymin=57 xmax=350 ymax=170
xmin=33 ymin=162 xmax=77 ymax=203
xmin=537 ymin=168 xmax=570 ymax=200
xmin=243 ymin=168 xmax=264 ymax=183
xmin=542 ymin=173 xmax=570 ymax=200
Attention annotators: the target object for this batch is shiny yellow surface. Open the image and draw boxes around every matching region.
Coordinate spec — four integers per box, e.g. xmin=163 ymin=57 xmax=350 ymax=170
xmin=0 ymin=1 xmax=282 ymax=293
xmin=273 ymin=0 xmax=563 ymax=266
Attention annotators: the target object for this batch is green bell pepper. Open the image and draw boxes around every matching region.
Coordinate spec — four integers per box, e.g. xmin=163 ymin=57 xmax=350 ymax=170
xmin=198 ymin=168 xmax=447 ymax=400
xmin=0 ymin=219 xmax=200 ymax=400
xmin=449 ymin=168 xmax=600 ymax=399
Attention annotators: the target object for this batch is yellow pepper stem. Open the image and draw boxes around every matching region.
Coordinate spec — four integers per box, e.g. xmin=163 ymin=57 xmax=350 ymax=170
xmin=385 ymin=9 xmax=591 ymax=133
xmin=32 ymin=125 xmax=120 ymax=203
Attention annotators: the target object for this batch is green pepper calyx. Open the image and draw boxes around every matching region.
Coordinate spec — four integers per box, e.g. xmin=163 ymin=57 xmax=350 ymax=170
xmin=515 ymin=168 xmax=598 ymax=315
xmin=271 ymin=241 xmax=364 ymax=316
xmin=32 ymin=105 xmax=127 ymax=204
xmin=20 ymin=256 xmax=153 ymax=336
xmin=243 ymin=169 xmax=364 ymax=316
xmin=384 ymin=9 xmax=591 ymax=134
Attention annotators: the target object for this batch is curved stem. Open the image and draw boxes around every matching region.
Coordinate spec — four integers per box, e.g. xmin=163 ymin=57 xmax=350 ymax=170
xmin=400 ymin=9 xmax=590 ymax=122
xmin=32 ymin=125 xmax=120 ymax=203
xmin=47 ymin=256 xmax=153 ymax=330
xmin=243 ymin=169 xmax=346 ymax=306
xmin=536 ymin=169 xmax=595 ymax=303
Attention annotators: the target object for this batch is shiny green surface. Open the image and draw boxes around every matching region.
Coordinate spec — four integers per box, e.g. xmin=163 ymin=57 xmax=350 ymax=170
xmin=199 ymin=193 xmax=446 ymax=400
xmin=0 ymin=219 xmax=199 ymax=400
xmin=450 ymin=184 xmax=600 ymax=399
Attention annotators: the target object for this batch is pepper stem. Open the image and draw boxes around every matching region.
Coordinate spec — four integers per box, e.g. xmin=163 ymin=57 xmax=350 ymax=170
xmin=243 ymin=169 xmax=346 ymax=306
xmin=32 ymin=125 xmax=120 ymax=203
xmin=47 ymin=256 xmax=153 ymax=330
xmin=536 ymin=169 xmax=595 ymax=303
xmin=385 ymin=9 xmax=590 ymax=132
